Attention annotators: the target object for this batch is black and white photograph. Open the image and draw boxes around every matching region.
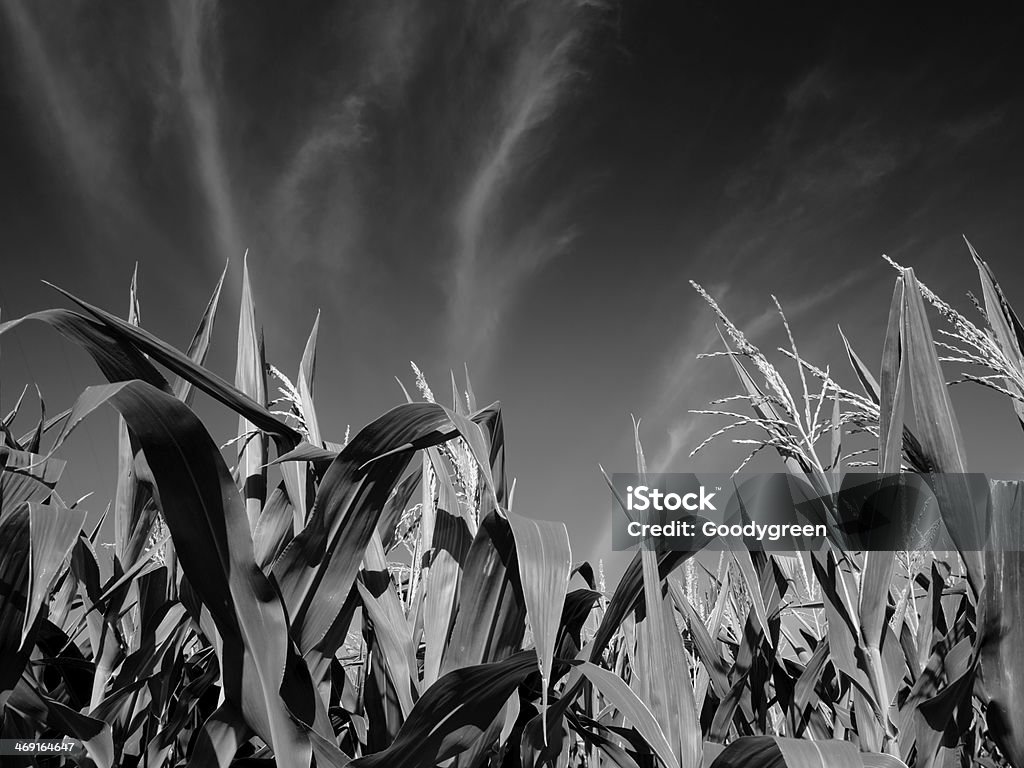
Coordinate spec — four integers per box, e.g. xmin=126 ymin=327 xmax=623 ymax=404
xmin=1 ymin=2 xmax=1024 ymax=766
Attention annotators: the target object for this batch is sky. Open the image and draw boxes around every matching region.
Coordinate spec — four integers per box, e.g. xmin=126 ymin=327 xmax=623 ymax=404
xmin=2 ymin=2 xmax=1024 ymax=577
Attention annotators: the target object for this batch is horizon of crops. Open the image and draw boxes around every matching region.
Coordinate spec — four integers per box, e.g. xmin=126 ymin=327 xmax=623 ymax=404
xmin=1 ymin=239 xmax=1022 ymax=767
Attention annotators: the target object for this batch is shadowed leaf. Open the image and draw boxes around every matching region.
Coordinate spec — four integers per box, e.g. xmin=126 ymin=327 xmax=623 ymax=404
xmin=22 ymin=501 xmax=86 ymax=646
xmin=58 ymin=381 xmax=316 ymax=767
xmin=350 ymin=651 xmax=538 ymax=768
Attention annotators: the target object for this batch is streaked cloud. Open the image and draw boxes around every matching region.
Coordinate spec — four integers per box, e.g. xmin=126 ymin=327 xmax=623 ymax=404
xmin=170 ymin=0 xmax=242 ymax=264
xmin=266 ymin=1 xmax=428 ymax=270
xmin=447 ymin=0 xmax=608 ymax=362
xmin=1 ymin=2 xmax=130 ymax=215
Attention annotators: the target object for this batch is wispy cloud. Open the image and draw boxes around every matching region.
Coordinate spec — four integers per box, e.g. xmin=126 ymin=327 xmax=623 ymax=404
xmin=170 ymin=0 xmax=242 ymax=264
xmin=2 ymin=0 xmax=244 ymax=267
xmin=268 ymin=97 xmax=367 ymax=269
xmin=266 ymin=1 xmax=428 ymax=270
xmin=447 ymin=0 xmax=607 ymax=362
xmin=1 ymin=2 xmax=128 ymax=214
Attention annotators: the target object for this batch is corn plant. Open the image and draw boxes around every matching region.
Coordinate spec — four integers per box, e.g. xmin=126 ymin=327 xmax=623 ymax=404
xmin=0 ymin=240 xmax=1019 ymax=767
xmin=688 ymin=239 xmax=1023 ymax=767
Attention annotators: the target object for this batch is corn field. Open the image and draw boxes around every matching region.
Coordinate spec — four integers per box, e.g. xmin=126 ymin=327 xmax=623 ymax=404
xmin=0 ymin=239 xmax=1022 ymax=767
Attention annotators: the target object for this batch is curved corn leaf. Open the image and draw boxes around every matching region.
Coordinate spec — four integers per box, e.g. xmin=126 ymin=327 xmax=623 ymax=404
xmin=272 ymin=441 xmax=340 ymax=464
xmin=113 ymin=273 xmax=151 ymax=566
xmin=273 ymin=402 xmax=501 ymax=659
xmin=379 ymin=468 xmax=422 ymax=551
xmin=790 ymin=637 xmax=830 ymax=736
xmin=253 ymin=484 xmax=296 ymax=568
xmin=358 ymin=530 xmax=417 ymax=718
xmin=708 ymin=736 xmax=880 ymax=768
xmin=60 ymin=380 xmax=315 ymax=767
xmin=668 ymin=578 xmax=729 ymax=698
xmin=40 ymin=282 xmax=301 ymax=443
xmin=350 ymin=650 xmax=538 ymax=768
xmin=42 ymin=696 xmax=115 ymax=768
xmin=0 ymin=447 xmax=65 ymax=508
xmin=0 ymin=504 xmax=33 ymax=704
xmin=422 ymin=454 xmax=471 ymax=685
xmin=277 ymin=400 xmax=424 ymax=644
xmin=520 ymin=711 xmax=570 ymax=768
xmin=0 ymin=309 xmax=170 ymax=392
xmin=187 ymin=702 xmax=249 ymax=768
xmin=577 ymin=661 xmax=678 ymax=768
xmin=441 ymin=510 xmax=526 ymax=673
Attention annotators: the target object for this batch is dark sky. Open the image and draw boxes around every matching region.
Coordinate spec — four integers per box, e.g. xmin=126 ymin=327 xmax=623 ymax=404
xmin=3 ymin=1 xmax=1024 ymax=576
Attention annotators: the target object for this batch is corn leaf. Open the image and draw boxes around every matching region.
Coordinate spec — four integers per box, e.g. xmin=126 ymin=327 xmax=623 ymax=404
xmin=577 ymin=661 xmax=678 ymax=768
xmin=967 ymin=238 xmax=1024 ymax=426
xmin=839 ymin=328 xmax=929 ymax=473
xmin=790 ymin=637 xmax=830 ymax=736
xmin=272 ymin=441 xmax=340 ymax=464
xmin=187 ymin=702 xmax=250 ymax=768
xmin=900 ymin=268 xmax=984 ymax=595
xmin=508 ymin=510 xmax=572 ymax=729
xmin=422 ymin=458 xmax=471 ymax=685
xmin=114 ymin=271 xmax=149 ymax=563
xmin=61 ymin=380 xmax=316 ymax=767
xmin=0 ymin=447 xmax=65 ymax=509
xmin=900 ymin=268 xmax=968 ymax=472
xmin=441 ymin=509 xmax=527 ymax=672
xmin=173 ymin=259 xmax=229 ymax=405
xmin=878 ymin=277 xmax=906 ymax=474
xmin=0 ymin=504 xmax=33 ymax=704
xmin=707 ymin=736 xmax=869 ymax=768
xmin=22 ymin=501 xmax=87 ymax=646
xmin=0 ymin=309 xmax=171 ymax=392
xmin=272 ymin=403 xmax=491 ymax=659
xmin=981 ymin=480 xmax=1024 ymax=766
xmin=235 ymin=256 xmax=268 ymax=530
xmin=464 ymin=364 xmax=477 ymax=413
xmin=668 ymin=579 xmax=729 ymax=698
xmin=253 ymin=485 xmax=296 ymax=568
xmin=42 ymin=696 xmax=116 ymax=768
xmin=850 ymin=277 xmax=907 ymax=748
xmin=39 ymin=283 xmax=301 ymax=443
xmin=358 ymin=530 xmax=417 ymax=718
xmin=297 ymin=311 xmax=322 ymax=445
xmin=350 ymin=650 xmax=538 ymax=768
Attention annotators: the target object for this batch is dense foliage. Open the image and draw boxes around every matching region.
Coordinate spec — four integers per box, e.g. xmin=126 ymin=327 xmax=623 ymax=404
xmin=0 ymin=242 xmax=1021 ymax=766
